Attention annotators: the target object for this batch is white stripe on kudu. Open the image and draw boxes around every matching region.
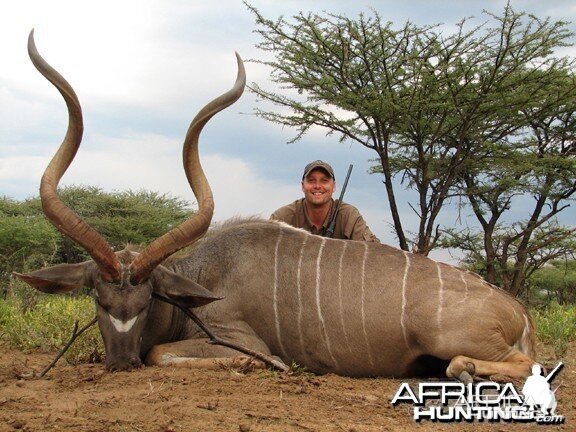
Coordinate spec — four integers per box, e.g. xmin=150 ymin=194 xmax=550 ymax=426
xmin=315 ymin=238 xmax=339 ymax=368
xmin=273 ymin=228 xmax=288 ymax=359
xmin=296 ymin=235 xmax=308 ymax=357
xmin=400 ymin=251 xmax=411 ymax=349
xmin=480 ymin=284 xmax=495 ymax=308
xmin=436 ymin=262 xmax=444 ymax=333
xmin=457 ymin=269 xmax=470 ymax=305
xmin=338 ymin=241 xmax=353 ymax=356
xmin=360 ymin=243 xmax=375 ymax=369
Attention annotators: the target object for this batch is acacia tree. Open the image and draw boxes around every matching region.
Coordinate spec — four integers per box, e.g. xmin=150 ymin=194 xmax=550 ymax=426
xmin=446 ymin=70 xmax=576 ymax=296
xmin=248 ymin=3 xmax=575 ymax=258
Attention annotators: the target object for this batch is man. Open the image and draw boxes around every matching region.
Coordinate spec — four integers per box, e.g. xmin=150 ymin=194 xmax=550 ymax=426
xmin=271 ymin=160 xmax=380 ymax=242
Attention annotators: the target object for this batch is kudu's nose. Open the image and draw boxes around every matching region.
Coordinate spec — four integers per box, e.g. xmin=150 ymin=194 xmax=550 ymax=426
xmin=106 ymin=357 xmax=143 ymax=372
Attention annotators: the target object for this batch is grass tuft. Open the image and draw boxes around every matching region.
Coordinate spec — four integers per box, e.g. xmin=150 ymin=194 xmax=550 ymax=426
xmin=0 ymin=295 xmax=103 ymax=364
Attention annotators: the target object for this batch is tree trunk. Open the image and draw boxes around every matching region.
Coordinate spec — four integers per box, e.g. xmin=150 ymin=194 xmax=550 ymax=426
xmin=377 ymin=150 xmax=409 ymax=251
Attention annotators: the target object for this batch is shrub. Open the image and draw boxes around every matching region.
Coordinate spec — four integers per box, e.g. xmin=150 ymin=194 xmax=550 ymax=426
xmin=1 ymin=187 xmax=193 ymax=294
xmin=532 ymin=303 xmax=576 ymax=358
xmin=0 ymin=295 xmax=103 ymax=364
xmin=528 ymin=260 xmax=576 ymax=305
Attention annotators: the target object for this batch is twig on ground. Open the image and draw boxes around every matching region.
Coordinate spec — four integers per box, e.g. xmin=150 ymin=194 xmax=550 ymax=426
xmin=37 ymin=316 xmax=98 ymax=378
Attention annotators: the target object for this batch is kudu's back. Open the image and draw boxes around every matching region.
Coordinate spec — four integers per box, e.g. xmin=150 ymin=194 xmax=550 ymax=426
xmin=175 ymin=219 xmax=535 ymax=377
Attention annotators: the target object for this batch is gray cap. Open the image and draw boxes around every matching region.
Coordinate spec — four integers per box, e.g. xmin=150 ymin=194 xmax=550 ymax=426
xmin=302 ymin=160 xmax=335 ymax=180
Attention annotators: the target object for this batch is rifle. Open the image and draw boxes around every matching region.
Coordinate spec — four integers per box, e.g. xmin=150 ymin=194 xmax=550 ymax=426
xmin=323 ymin=164 xmax=353 ymax=238
xmin=545 ymin=361 xmax=564 ymax=383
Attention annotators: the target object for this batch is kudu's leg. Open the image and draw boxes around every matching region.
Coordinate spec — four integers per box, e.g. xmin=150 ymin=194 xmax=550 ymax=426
xmin=145 ymin=339 xmax=268 ymax=371
xmin=446 ymin=350 xmax=534 ymax=383
xmin=145 ymin=323 xmax=285 ymax=372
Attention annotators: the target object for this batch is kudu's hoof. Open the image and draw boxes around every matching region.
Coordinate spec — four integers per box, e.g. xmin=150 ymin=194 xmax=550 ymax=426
xmin=456 ymin=362 xmax=476 ymax=384
xmin=457 ymin=370 xmax=474 ymax=385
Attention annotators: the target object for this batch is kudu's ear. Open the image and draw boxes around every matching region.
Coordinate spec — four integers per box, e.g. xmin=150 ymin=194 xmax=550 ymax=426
xmin=152 ymin=267 xmax=221 ymax=308
xmin=13 ymin=262 xmax=92 ymax=294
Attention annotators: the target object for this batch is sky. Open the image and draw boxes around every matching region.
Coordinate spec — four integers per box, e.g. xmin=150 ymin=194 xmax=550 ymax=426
xmin=1 ymin=0 xmax=575 ymax=264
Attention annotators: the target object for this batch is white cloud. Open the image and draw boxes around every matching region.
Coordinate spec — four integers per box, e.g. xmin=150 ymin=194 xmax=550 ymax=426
xmin=0 ymin=130 xmax=296 ymax=222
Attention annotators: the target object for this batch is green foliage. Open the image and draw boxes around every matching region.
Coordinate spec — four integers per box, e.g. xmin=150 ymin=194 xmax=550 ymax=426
xmin=0 ymin=293 xmax=103 ymax=364
xmin=287 ymin=361 xmax=310 ymax=376
xmin=47 ymin=186 xmax=193 ymax=263
xmin=57 ymin=187 xmax=191 ymax=244
xmin=444 ymin=225 xmax=576 ymax=299
xmin=532 ymin=303 xmax=576 ymax=358
xmin=528 ymin=260 xmax=576 ymax=305
xmin=258 ymin=361 xmax=312 ymax=379
xmin=1 ymin=186 xmax=193 ymax=295
xmin=0 ymin=196 xmax=60 ymax=294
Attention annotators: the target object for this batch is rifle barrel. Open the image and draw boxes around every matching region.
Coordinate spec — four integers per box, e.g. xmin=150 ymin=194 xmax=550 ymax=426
xmin=324 ymin=164 xmax=353 ymax=238
xmin=545 ymin=361 xmax=564 ymax=383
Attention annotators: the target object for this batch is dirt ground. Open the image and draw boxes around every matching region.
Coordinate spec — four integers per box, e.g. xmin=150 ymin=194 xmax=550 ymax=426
xmin=0 ymin=342 xmax=574 ymax=432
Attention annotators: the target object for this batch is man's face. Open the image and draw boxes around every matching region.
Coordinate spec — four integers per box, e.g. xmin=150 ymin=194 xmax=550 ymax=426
xmin=301 ymin=169 xmax=336 ymax=207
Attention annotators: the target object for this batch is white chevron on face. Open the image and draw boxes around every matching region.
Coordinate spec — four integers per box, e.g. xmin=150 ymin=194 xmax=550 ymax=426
xmin=109 ymin=314 xmax=138 ymax=333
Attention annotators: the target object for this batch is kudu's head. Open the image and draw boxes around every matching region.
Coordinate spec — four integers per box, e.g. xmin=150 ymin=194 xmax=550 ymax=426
xmin=14 ymin=30 xmax=246 ymax=371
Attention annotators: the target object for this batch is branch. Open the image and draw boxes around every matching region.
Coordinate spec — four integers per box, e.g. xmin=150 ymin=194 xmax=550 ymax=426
xmin=36 ymin=316 xmax=98 ymax=379
xmin=407 ymin=201 xmax=422 ymax=218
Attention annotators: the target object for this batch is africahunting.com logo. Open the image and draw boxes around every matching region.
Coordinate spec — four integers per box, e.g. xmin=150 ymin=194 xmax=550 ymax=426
xmin=391 ymin=362 xmax=564 ymax=424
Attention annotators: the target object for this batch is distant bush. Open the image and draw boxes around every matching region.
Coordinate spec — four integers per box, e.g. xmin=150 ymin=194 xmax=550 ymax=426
xmin=528 ymin=260 xmax=576 ymax=305
xmin=1 ymin=187 xmax=193 ymax=297
xmin=0 ymin=196 xmax=60 ymax=294
xmin=0 ymin=294 xmax=103 ymax=365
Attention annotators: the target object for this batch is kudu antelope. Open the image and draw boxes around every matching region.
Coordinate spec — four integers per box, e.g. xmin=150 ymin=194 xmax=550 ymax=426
xmin=16 ymin=31 xmax=538 ymax=381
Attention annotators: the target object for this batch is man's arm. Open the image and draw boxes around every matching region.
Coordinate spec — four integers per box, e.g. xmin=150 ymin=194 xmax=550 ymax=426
xmin=340 ymin=204 xmax=380 ymax=243
xmin=350 ymin=217 xmax=380 ymax=243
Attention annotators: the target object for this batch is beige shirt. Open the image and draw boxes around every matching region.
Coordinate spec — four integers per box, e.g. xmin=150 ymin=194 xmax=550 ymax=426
xmin=270 ymin=199 xmax=380 ymax=243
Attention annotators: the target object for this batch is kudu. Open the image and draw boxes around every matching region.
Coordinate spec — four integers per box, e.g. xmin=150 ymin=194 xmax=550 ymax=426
xmin=16 ymin=31 xmax=538 ymax=381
